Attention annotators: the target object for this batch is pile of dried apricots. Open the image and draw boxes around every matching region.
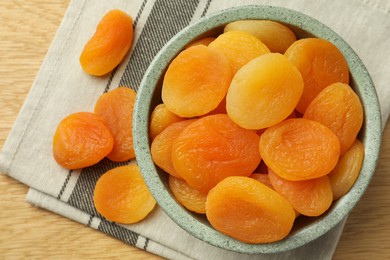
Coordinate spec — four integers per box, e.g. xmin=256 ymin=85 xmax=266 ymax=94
xmin=53 ymin=10 xmax=156 ymax=224
xmin=52 ymin=9 xmax=365 ymax=244
xmin=151 ymin=19 xmax=364 ymax=243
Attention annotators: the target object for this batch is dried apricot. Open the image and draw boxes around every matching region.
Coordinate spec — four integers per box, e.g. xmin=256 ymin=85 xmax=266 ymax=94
xmin=80 ymin=10 xmax=134 ymax=76
xmin=249 ymin=173 xmax=273 ymax=189
xmin=94 ymin=87 xmax=136 ymax=162
xmin=169 ymin=175 xmax=207 ymax=214
xmin=328 ymin=139 xmax=364 ymax=200
xmin=93 ymin=165 xmax=156 ymax=223
xmin=208 ymin=30 xmax=270 ymax=74
xmin=172 ymin=114 xmax=261 ymax=193
xmin=53 ymin=112 xmax=114 ymax=169
xmin=206 ymin=176 xmax=295 ymax=243
xmin=186 ymin=37 xmax=216 ymax=48
xmin=224 ymin=20 xmax=297 ymax=53
xmin=285 ymin=38 xmax=349 ymax=113
xmin=206 ymin=97 xmax=227 ymax=115
xmin=226 ymin=53 xmax=303 ymax=130
xmin=149 ymin=103 xmax=183 ymax=140
xmin=304 ymin=82 xmax=363 ymax=155
xmin=260 ymin=118 xmax=340 ymax=181
xmin=254 ymin=160 xmax=269 ymax=174
xmin=162 ymin=45 xmax=232 ymax=117
xmin=269 ymin=169 xmax=333 ymax=217
xmin=151 ymin=119 xmax=196 ymax=179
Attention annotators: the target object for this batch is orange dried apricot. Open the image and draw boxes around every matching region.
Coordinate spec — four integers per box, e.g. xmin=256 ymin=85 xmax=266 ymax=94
xmin=226 ymin=53 xmax=303 ymax=130
xmin=208 ymin=30 xmax=270 ymax=74
xmin=186 ymin=37 xmax=216 ymax=48
xmin=260 ymin=118 xmax=340 ymax=181
xmin=251 ymin=170 xmax=301 ymax=219
xmin=172 ymin=114 xmax=261 ymax=193
xmin=328 ymin=139 xmax=364 ymax=200
xmin=162 ymin=45 xmax=232 ymax=117
xmin=53 ymin=112 xmax=114 ymax=169
xmin=169 ymin=175 xmax=207 ymax=214
xmin=224 ymin=20 xmax=297 ymax=53
xmin=206 ymin=97 xmax=227 ymax=115
xmin=269 ymin=169 xmax=333 ymax=217
xmin=249 ymin=173 xmax=273 ymax=189
xmin=149 ymin=103 xmax=183 ymax=140
xmin=254 ymin=160 xmax=269 ymax=174
xmin=151 ymin=119 xmax=196 ymax=179
xmin=94 ymin=87 xmax=136 ymax=162
xmin=80 ymin=10 xmax=134 ymax=76
xmin=93 ymin=165 xmax=156 ymax=223
xmin=256 ymin=110 xmax=298 ymax=136
xmin=304 ymin=82 xmax=363 ymax=155
xmin=206 ymin=176 xmax=295 ymax=243
xmin=285 ymin=38 xmax=349 ymax=113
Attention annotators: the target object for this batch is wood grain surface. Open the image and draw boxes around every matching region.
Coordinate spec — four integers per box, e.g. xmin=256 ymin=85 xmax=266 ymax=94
xmin=0 ymin=1 xmax=389 ymax=259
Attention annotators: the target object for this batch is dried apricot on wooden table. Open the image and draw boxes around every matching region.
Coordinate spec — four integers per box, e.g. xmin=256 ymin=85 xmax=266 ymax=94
xmin=226 ymin=53 xmax=303 ymax=130
xmin=206 ymin=176 xmax=295 ymax=243
xmin=149 ymin=103 xmax=183 ymax=140
xmin=53 ymin=112 xmax=114 ymax=169
xmin=94 ymin=87 xmax=136 ymax=162
xmin=260 ymin=118 xmax=340 ymax=181
xmin=172 ymin=114 xmax=261 ymax=194
xmin=269 ymin=169 xmax=333 ymax=216
xmin=162 ymin=45 xmax=232 ymax=117
xmin=80 ymin=9 xmax=134 ymax=76
xmin=328 ymin=139 xmax=364 ymax=200
xmin=169 ymin=175 xmax=207 ymax=214
xmin=285 ymin=38 xmax=349 ymax=113
xmin=208 ymin=30 xmax=270 ymax=74
xmin=151 ymin=119 xmax=196 ymax=179
xmin=224 ymin=20 xmax=297 ymax=53
xmin=93 ymin=164 xmax=156 ymax=224
xmin=304 ymin=82 xmax=363 ymax=155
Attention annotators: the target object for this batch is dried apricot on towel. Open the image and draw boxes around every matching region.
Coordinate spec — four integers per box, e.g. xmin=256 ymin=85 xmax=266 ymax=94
xmin=53 ymin=112 xmax=114 ymax=169
xmin=172 ymin=114 xmax=261 ymax=193
xmin=285 ymin=38 xmax=349 ymax=113
xmin=260 ymin=118 xmax=340 ymax=181
xmin=93 ymin=165 xmax=156 ymax=224
xmin=304 ymin=82 xmax=363 ymax=155
xmin=269 ymin=169 xmax=333 ymax=217
xmin=206 ymin=176 xmax=295 ymax=243
xmin=328 ymin=139 xmax=364 ymax=200
xmin=226 ymin=53 xmax=303 ymax=130
xmin=162 ymin=45 xmax=232 ymax=117
xmin=80 ymin=9 xmax=134 ymax=76
xmin=94 ymin=87 xmax=136 ymax=162
xmin=169 ymin=175 xmax=207 ymax=214
xmin=151 ymin=119 xmax=196 ymax=179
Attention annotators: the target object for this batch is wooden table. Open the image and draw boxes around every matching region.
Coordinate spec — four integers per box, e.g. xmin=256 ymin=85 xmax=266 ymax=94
xmin=0 ymin=1 xmax=389 ymax=259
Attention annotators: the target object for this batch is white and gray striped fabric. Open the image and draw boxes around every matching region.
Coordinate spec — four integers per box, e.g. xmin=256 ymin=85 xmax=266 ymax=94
xmin=1 ymin=0 xmax=389 ymax=259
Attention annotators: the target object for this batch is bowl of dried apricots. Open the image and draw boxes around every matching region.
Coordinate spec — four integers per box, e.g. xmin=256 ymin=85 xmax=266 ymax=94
xmin=133 ymin=5 xmax=382 ymax=253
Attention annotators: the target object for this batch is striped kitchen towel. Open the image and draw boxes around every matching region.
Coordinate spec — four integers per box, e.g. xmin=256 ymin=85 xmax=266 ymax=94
xmin=1 ymin=0 xmax=389 ymax=259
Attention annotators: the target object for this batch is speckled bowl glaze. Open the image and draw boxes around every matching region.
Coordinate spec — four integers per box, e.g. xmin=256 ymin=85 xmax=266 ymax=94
xmin=133 ymin=5 xmax=382 ymax=254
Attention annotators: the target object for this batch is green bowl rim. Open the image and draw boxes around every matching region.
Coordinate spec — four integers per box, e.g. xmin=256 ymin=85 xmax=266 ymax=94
xmin=133 ymin=5 xmax=382 ymax=254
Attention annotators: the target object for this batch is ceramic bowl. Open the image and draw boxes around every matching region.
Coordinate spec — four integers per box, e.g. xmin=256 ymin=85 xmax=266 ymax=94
xmin=133 ymin=5 xmax=382 ymax=254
